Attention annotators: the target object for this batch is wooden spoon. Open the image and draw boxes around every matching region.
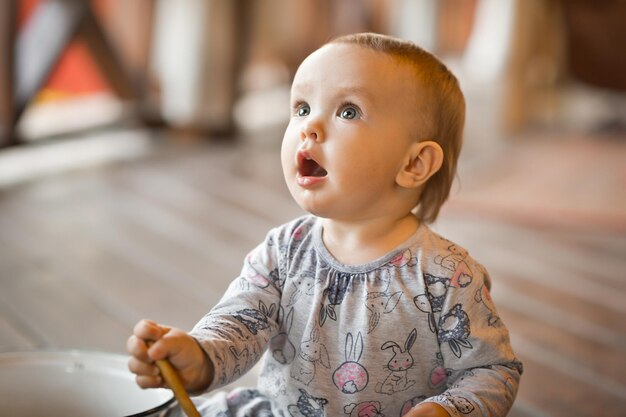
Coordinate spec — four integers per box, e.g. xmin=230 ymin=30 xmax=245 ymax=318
xmin=148 ymin=342 xmax=202 ymax=417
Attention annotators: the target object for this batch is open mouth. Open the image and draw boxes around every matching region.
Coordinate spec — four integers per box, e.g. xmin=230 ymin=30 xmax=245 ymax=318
xmin=298 ymin=151 xmax=328 ymax=178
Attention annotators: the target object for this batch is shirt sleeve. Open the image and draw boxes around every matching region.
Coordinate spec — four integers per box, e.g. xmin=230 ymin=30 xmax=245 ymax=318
xmin=421 ymin=258 xmax=523 ymax=417
xmin=189 ymin=225 xmax=286 ymax=391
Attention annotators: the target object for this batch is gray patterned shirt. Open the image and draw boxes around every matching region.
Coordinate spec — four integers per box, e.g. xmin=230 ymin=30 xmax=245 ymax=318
xmin=191 ymin=215 xmax=522 ymax=417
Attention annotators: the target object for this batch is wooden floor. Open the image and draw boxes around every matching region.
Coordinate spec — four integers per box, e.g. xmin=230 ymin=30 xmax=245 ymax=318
xmin=0 ymin=127 xmax=624 ymax=417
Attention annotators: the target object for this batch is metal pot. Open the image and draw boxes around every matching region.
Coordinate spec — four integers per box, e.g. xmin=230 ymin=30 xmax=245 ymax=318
xmin=0 ymin=350 xmax=175 ymax=416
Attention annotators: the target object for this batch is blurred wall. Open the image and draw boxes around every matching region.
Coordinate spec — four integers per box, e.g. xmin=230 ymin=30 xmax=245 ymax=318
xmin=4 ymin=0 xmax=625 ymax=143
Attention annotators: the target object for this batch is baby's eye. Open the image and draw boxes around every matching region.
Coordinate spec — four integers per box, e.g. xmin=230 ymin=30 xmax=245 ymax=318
xmin=294 ymin=103 xmax=310 ymax=117
xmin=338 ymin=105 xmax=360 ymax=120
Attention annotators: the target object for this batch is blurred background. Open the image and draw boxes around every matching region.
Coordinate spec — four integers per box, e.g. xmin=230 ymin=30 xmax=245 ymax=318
xmin=0 ymin=1 xmax=625 ymax=416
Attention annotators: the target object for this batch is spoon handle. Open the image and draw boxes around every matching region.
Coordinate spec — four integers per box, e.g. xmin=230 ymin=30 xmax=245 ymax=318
xmin=153 ymin=358 xmax=201 ymax=417
xmin=145 ymin=340 xmax=202 ymax=417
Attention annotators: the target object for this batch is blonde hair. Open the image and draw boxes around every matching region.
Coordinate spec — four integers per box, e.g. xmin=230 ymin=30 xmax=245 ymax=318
xmin=330 ymin=33 xmax=465 ymax=223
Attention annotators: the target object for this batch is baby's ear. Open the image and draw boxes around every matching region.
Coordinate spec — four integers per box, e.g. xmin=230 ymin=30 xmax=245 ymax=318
xmin=395 ymin=141 xmax=444 ymax=189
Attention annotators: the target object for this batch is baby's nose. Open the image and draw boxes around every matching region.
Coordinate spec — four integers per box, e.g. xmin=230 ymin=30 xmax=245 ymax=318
xmin=300 ymin=129 xmax=317 ymax=141
xmin=300 ymin=121 xmax=323 ymax=142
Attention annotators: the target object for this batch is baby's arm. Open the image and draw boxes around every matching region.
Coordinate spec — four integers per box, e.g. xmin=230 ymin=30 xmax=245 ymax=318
xmin=423 ymin=364 xmax=521 ymax=417
xmin=127 ymin=222 xmax=294 ymax=393
xmin=189 ymin=266 xmax=282 ymax=390
xmin=187 ymin=225 xmax=290 ymax=391
xmin=127 ymin=319 xmax=215 ymax=392
xmin=420 ymin=261 xmax=523 ymax=416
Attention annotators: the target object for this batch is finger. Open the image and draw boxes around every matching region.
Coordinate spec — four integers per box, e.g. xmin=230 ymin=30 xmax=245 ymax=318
xmin=135 ymin=374 xmax=164 ymax=389
xmin=127 ymin=335 xmax=151 ymax=362
xmin=128 ymin=356 xmax=160 ymax=377
xmin=148 ymin=328 xmax=189 ymax=362
xmin=133 ymin=319 xmax=167 ymax=341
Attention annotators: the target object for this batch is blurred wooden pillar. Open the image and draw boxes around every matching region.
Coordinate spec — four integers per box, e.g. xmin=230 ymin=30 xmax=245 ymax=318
xmin=436 ymin=0 xmax=477 ymax=54
xmin=78 ymin=5 xmax=135 ymax=101
xmin=560 ymin=0 xmax=626 ymax=91
xmin=197 ymin=0 xmax=251 ymax=135
xmin=504 ymin=0 xmax=566 ymax=133
xmin=0 ymin=1 xmax=17 ymax=147
xmin=104 ymin=0 xmax=161 ymax=124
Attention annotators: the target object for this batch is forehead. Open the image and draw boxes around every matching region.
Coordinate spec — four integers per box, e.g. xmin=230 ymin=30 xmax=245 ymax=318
xmin=291 ymin=43 xmax=419 ymax=99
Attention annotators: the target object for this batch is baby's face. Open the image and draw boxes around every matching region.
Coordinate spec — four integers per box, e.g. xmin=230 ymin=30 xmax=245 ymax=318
xmin=281 ymin=43 xmax=421 ymax=221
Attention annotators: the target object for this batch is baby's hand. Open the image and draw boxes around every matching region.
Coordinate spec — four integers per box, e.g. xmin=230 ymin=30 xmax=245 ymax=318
xmin=127 ymin=319 xmax=213 ymax=392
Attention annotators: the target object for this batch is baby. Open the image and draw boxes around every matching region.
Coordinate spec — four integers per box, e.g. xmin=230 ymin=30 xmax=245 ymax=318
xmin=128 ymin=33 xmax=522 ymax=417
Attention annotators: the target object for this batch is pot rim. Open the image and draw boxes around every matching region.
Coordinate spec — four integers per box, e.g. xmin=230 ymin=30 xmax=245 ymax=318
xmin=0 ymin=349 xmax=177 ymax=417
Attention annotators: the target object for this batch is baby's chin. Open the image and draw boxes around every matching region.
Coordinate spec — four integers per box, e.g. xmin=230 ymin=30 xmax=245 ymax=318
xmin=288 ymin=189 xmax=332 ymax=219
